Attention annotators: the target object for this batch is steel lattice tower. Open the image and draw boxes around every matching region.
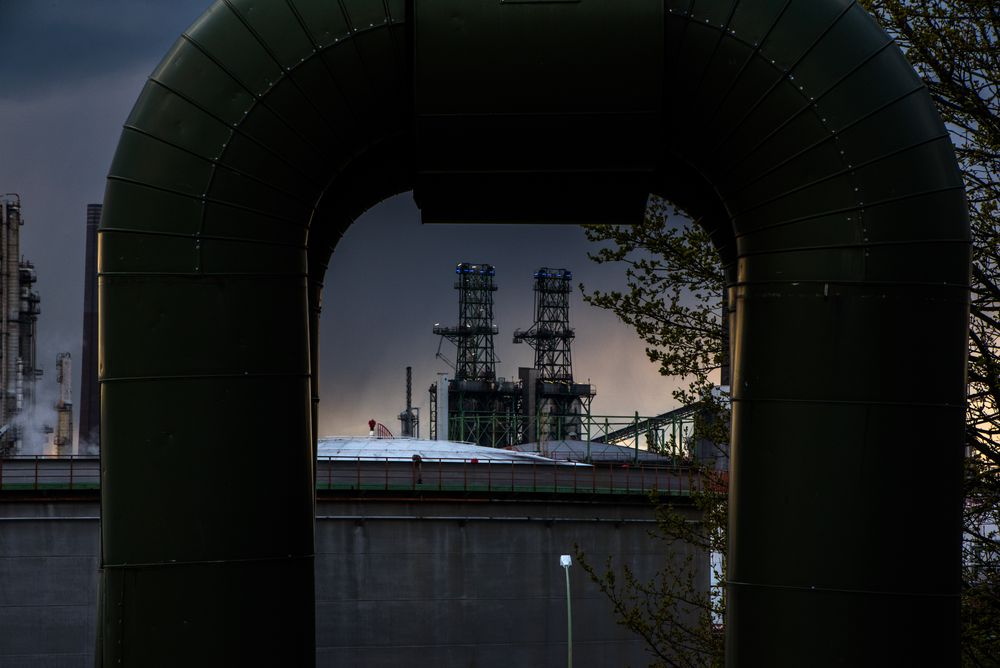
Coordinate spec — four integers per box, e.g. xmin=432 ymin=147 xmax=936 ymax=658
xmin=432 ymin=263 xmax=522 ymax=447
xmin=513 ymin=268 xmax=575 ymax=380
xmin=433 ymin=263 xmax=498 ymax=381
xmin=514 ymin=267 xmax=594 ymax=443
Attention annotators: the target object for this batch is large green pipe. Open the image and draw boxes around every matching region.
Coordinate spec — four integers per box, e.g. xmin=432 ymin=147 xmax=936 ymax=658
xmin=99 ymin=0 xmax=968 ymax=665
xmin=99 ymin=1 xmax=408 ymax=664
xmin=652 ymin=3 xmax=968 ymax=664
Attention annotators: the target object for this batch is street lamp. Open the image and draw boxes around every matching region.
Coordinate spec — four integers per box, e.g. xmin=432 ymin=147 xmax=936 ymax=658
xmin=560 ymin=554 xmax=573 ymax=668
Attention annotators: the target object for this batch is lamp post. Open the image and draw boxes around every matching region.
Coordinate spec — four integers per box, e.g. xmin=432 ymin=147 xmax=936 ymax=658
xmin=560 ymin=554 xmax=573 ymax=668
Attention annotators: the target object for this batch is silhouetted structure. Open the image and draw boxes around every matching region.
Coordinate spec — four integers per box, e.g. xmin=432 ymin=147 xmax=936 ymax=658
xmin=55 ymin=353 xmax=73 ymax=454
xmin=398 ymin=366 xmax=418 ymax=438
xmin=514 ymin=268 xmax=594 ymax=442
xmin=0 ymin=195 xmax=43 ymax=454
xmin=433 ymin=263 xmax=499 ymax=382
xmin=79 ymin=203 xmax=100 ymax=453
xmin=432 ymin=264 xmax=521 ymax=446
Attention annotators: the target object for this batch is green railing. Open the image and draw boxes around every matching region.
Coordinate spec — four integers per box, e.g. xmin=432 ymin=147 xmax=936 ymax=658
xmin=445 ymin=409 xmax=699 ymax=459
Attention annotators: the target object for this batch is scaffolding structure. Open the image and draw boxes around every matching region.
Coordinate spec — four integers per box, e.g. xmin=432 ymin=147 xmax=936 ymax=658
xmin=514 ymin=268 xmax=594 ymax=442
xmin=513 ymin=268 xmax=576 ymax=380
xmin=0 ymin=196 xmax=43 ymax=454
xmin=432 ymin=263 xmax=522 ymax=447
xmin=428 ymin=382 xmax=438 ymax=441
xmin=18 ymin=260 xmax=41 ymax=416
xmin=433 ymin=263 xmax=499 ymax=381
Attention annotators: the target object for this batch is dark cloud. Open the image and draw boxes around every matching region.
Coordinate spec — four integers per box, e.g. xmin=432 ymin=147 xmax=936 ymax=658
xmin=319 ymin=196 xmax=680 ymax=436
xmin=0 ymin=0 xmax=208 ymax=98
xmin=2 ymin=1 xmax=682 ymax=445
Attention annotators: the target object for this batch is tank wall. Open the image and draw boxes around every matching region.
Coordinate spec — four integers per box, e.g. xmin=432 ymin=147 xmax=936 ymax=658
xmin=316 ymin=498 xmax=701 ymax=667
xmin=0 ymin=502 xmax=99 ymax=667
xmin=1 ymin=497 xmax=702 ymax=667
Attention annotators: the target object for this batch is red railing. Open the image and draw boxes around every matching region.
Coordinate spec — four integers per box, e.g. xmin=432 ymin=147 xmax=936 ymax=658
xmin=0 ymin=455 xmax=711 ymax=497
xmin=315 ymin=456 xmax=700 ymax=496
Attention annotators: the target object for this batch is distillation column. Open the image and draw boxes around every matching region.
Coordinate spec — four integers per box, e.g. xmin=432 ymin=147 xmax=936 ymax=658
xmin=55 ymin=353 xmax=73 ymax=454
xmin=0 ymin=196 xmax=20 ymax=453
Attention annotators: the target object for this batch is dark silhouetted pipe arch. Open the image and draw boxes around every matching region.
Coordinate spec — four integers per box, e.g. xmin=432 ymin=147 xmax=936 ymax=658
xmin=99 ymin=0 xmax=969 ymax=665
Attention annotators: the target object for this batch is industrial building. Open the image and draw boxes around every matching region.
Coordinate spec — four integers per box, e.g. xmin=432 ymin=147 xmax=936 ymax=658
xmin=514 ymin=267 xmax=595 ymax=443
xmin=0 ymin=438 xmax=706 ymax=667
xmin=430 ymin=263 xmax=522 ymax=447
xmin=429 ymin=263 xmax=594 ymax=449
xmin=422 ymin=263 xmax=724 ymax=469
xmin=0 ymin=195 xmax=43 ymax=454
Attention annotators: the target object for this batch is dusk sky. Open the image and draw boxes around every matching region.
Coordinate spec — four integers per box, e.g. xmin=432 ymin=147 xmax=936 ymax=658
xmin=0 ymin=0 xmax=685 ymax=442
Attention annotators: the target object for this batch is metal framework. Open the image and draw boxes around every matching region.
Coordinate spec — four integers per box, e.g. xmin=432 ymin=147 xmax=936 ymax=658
xmin=0 ymin=196 xmax=43 ymax=455
xmin=433 ymin=263 xmax=521 ymax=446
xmin=427 ymin=383 xmax=437 ymax=441
xmin=513 ymin=268 xmax=575 ymax=380
xmin=514 ymin=268 xmax=594 ymax=443
xmin=594 ymin=405 xmax=699 ymax=448
xmin=444 ymin=395 xmax=522 ymax=447
xmin=433 ymin=263 xmax=498 ymax=381
xmin=397 ymin=367 xmax=418 ymax=438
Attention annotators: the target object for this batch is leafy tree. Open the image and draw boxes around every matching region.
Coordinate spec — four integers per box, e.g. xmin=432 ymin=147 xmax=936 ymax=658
xmin=580 ymin=200 xmax=729 ymax=667
xmin=580 ymin=2 xmax=1000 ymax=664
xmin=576 ymin=479 xmax=727 ymax=668
xmin=582 ymin=198 xmax=726 ymax=414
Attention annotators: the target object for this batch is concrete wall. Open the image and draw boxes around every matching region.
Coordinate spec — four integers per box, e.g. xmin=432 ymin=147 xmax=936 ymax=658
xmin=0 ymin=501 xmax=99 ymax=667
xmin=1 ymin=496 xmax=703 ymax=667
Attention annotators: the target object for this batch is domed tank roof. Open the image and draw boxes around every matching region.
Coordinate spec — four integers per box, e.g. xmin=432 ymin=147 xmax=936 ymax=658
xmin=318 ymin=436 xmax=588 ymax=466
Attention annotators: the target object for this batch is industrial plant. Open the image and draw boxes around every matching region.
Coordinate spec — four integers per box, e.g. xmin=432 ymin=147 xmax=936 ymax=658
xmin=419 ymin=262 xmax=715 ymax=466
xmin=0 ymin=212 xmax=722 ymax=667
xmin=0 ymin=257 xmax=717 ymax=668
xmin=0 ymin=254 xmax=721 ymax=667
xmin=0 ymin=0 xmax=977 ymax=663
xmin=0 ymin=195 xmax=46 ymax=454
xmin=428 ymin=262 xmax=596 ymax=449
xmin=0 ymin=195 xmax=76 ymax=455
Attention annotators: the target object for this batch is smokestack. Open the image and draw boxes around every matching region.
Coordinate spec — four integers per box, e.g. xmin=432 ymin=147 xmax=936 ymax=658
xmin=79 ymin=204 xmax=100 ymax=453
xmin=399 ymin=366 xmax=418 ymax=438
xmin=435 ymin=374 xmax=449 ymax=441
xmin=406 ymin=366 xmax=412 ymax=414
xmin=55 ymin=353 xmax=73 ymax=455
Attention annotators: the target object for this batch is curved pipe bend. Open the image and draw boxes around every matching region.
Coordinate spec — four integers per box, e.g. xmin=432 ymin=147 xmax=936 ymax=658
xmin=98 ymin=1 xmax=968 ymax=665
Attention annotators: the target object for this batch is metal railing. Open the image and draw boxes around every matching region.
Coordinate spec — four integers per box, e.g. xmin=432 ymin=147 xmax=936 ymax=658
xmin=315 ymin=456 xmax=698 ymax=496
xmin=443 ymin=410 xmax=700 ymax=458
xmin=0 ymin=456 xmax=706 ymax=497
xmin=0 ymin=456 xmax=100 ymax=491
